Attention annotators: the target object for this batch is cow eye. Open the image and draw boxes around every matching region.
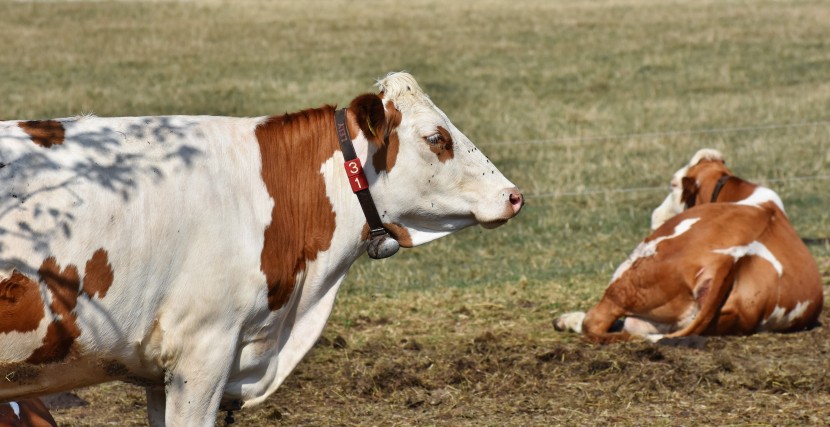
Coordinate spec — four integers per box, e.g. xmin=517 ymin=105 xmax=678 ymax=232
xmin=425 ymin=134 xmax=442 ymax=145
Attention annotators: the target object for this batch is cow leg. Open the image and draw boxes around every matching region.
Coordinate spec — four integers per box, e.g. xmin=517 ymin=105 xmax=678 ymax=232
xmin=582 ymin=297 xmax=633 ymax=344
xmin=622 ymin=317 xmax=674 ymax=342
xmin=164 ymin=356 xmax=234 ymax=426
xmin=146 ymin=386 xmax=166 ymax=427
xmin=160 ymin=331 xmax=239 ymax=427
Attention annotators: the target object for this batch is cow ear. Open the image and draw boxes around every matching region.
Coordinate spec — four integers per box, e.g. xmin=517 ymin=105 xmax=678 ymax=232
xmin=349 ymin=94 xmax=387 ymax=146
xmin=681 ymin=176 xmax=698 ymax=209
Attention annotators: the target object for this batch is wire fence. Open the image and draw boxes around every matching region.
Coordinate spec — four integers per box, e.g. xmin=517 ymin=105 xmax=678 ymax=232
xmin=477 ymin=120 xmax=830 ymax=148
xmin=474 ymin=119 xmax=830 ymax=200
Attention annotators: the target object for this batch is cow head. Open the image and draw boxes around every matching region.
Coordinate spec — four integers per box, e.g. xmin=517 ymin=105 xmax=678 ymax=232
xmin=346 ymin=72 xmax=523 ymax=247
xmin=650 ymin=148 xmax=728 ymax=230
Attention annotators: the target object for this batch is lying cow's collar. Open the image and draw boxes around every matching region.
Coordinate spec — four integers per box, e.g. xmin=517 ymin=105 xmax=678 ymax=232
xmin=334 ymin=108 xmax=400 ymax=259
xmin=711 ymin=174 xmax=731 ymax=203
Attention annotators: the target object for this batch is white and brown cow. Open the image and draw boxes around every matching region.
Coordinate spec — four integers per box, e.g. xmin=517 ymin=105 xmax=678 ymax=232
xmin=0 ymin=72 xmax=523 ymax=425
xmin=0 ymin=399 xmax=57 ymax=427
xmin=554 ymin=150 xmax=822 ymax=343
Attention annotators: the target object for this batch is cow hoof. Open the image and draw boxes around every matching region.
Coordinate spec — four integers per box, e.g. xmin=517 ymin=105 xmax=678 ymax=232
xmin=553 ymin=311 xmax=585 ymax=333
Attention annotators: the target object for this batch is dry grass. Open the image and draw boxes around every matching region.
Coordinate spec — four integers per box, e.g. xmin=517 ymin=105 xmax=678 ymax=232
xmin=1 ymin=0 xmax=829 ymax=425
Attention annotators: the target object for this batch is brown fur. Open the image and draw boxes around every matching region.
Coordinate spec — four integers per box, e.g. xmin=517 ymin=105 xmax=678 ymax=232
xmin=81 ymin=249 xmax=114 ymax=299
xmin=372 ymin=101 xmax=402 ymax=173
xmin=0 ymin=273 xmax=45 ymax=334
xmin=17 ymin=121 xmax=65 ymax=149
xmin=429 ymin=126 xmax=454 ymax=163
xmin=255 ymin=106 xmax=340 ymax=311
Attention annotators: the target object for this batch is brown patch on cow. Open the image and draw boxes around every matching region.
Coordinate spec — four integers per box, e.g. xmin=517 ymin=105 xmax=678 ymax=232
xmin=0 ymin=272 xmax=46 ymax=334
xmin=379 ymin=223 xmax=414 ymax=248
xmin=82 ymin=249 xmax=114 ymax=299
xmin=10 ymin=249 xmax=116 ymax=364
xmin=429 ymin=126 xmax=454 ymax=163
xmin=256 ymin=107 xmax=339 ymax=311
xmin=372 ymin=101 xmax=402 ymax=173
xmin=28 ymin=258 xmax=82 ymax=364
xmin=18 ymin=120 xmax=65 ymax=148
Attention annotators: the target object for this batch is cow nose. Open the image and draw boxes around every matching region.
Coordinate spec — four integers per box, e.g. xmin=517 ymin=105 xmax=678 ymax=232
xmin=508 ymin=188 xmax=524 ymax=214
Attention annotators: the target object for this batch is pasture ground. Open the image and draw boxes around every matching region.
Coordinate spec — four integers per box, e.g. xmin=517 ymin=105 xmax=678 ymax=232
xmin=2 ymin=0 xmax=829 ymax=425
xmin=49 ymin=282 xmax=830 ymax=426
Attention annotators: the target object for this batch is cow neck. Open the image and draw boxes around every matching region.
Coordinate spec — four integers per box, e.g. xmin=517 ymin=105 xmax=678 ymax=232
xmin=710 ymin=174 xmax=731 ymax=203
xmin=334 ymin=108 xmax=400 ymax=259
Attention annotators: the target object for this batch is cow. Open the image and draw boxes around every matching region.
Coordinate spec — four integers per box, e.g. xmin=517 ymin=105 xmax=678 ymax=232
xmin=0 ymin=399 xmax=57 ymax=427
xmin=649 ymin=148 xmax=785 ymax=230
xmin=554 ymin=150 xmax=822 ymax=343
xmin=0 ymin=72 xmax=523 ymax=426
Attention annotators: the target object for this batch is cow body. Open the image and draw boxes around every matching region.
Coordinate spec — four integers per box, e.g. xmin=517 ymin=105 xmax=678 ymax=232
xmin=555 ymin=149 xmax=822 ymax=343
xmin=0 ymin=73 xmax=522 ymax=425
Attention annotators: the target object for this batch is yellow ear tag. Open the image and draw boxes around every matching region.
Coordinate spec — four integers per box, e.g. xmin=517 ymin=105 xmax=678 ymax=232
xmin=366 ymin=118 xmax=376 ymax=136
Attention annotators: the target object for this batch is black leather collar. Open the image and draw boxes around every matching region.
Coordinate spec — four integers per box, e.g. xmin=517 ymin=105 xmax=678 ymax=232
xmin=334 ymin=109 xmax=399 ymax=259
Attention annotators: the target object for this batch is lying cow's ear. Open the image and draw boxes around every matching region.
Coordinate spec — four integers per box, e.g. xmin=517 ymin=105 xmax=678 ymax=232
xmin=681 ymin=176 xmax=698 ymax=209
xmin=349 ymin=94 xmax=387 ymax=147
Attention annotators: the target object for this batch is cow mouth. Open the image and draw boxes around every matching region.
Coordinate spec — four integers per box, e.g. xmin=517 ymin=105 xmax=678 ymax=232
xmin=480 ymin=219 xmax=509 ymax=229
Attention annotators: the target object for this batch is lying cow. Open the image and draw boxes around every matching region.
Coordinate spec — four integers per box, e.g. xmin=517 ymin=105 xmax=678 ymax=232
xmin=0 ymin=72 xmax=523 ymax=425
xmin=0 ymin=399 xmax=57 ymax=427
xmin=554 ymin=150 xmax=822 ymax=343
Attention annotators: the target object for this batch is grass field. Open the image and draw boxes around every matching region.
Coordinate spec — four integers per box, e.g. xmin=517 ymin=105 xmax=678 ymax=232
xmin=2 ymin=0 xmax=830 ymax=425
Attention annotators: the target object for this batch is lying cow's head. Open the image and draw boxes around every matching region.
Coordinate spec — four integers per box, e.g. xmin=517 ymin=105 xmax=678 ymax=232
xmin=347 ymin=72 xmax=523 ymax=246
xmin=650 ymin=148 xmax=727 ymax=230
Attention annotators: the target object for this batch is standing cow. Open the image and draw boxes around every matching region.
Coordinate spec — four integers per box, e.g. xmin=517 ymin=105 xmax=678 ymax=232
xmin=555 ymin=149 xmax=822 ymax=343
xmin=0 ymin=72 xmax=523 ymax=425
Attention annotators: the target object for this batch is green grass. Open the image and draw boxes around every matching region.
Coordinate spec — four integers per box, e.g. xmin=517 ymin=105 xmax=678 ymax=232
xmin=2 ymin=1 xmax=830 ymax=424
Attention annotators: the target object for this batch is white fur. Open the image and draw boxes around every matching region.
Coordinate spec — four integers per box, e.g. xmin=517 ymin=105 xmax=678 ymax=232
xmin=554 ymin=311 xmax=586 ymax=333
xmin=736 ymin=187 xmax=786 ymax=213
xmin=760 ymin=301 xmax=811 ymax=331
xmin=713 ymin=241 xmax=783 ymax=277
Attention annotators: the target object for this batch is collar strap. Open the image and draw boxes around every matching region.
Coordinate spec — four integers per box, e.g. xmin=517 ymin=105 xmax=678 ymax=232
xmin=334 ymin=109 xmax=399 ymax=259
xmin=710 ymin=174 xmax=731 ymax=203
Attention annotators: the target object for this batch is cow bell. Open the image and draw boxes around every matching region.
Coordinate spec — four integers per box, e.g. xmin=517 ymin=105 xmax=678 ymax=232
xmin=368 ymin=233 xmax=400 ymax=259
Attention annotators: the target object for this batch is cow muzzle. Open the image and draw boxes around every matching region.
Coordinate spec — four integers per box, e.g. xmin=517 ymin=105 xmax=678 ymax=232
xmin=480 ymin=187 xmax=524 ymax=229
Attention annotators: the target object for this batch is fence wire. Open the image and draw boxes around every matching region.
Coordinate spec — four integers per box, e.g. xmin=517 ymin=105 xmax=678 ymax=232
xmin=475 ymin=119 xmax=830 ymax=200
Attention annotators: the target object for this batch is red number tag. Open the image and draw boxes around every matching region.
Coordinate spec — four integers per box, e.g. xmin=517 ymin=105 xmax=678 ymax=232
xmin=343 ymin=159 xmax=368 ymax=192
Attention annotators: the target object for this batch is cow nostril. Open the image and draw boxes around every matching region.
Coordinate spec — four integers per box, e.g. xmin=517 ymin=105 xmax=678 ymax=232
xmin=508 ymin=190 xmax=524 ymax=213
